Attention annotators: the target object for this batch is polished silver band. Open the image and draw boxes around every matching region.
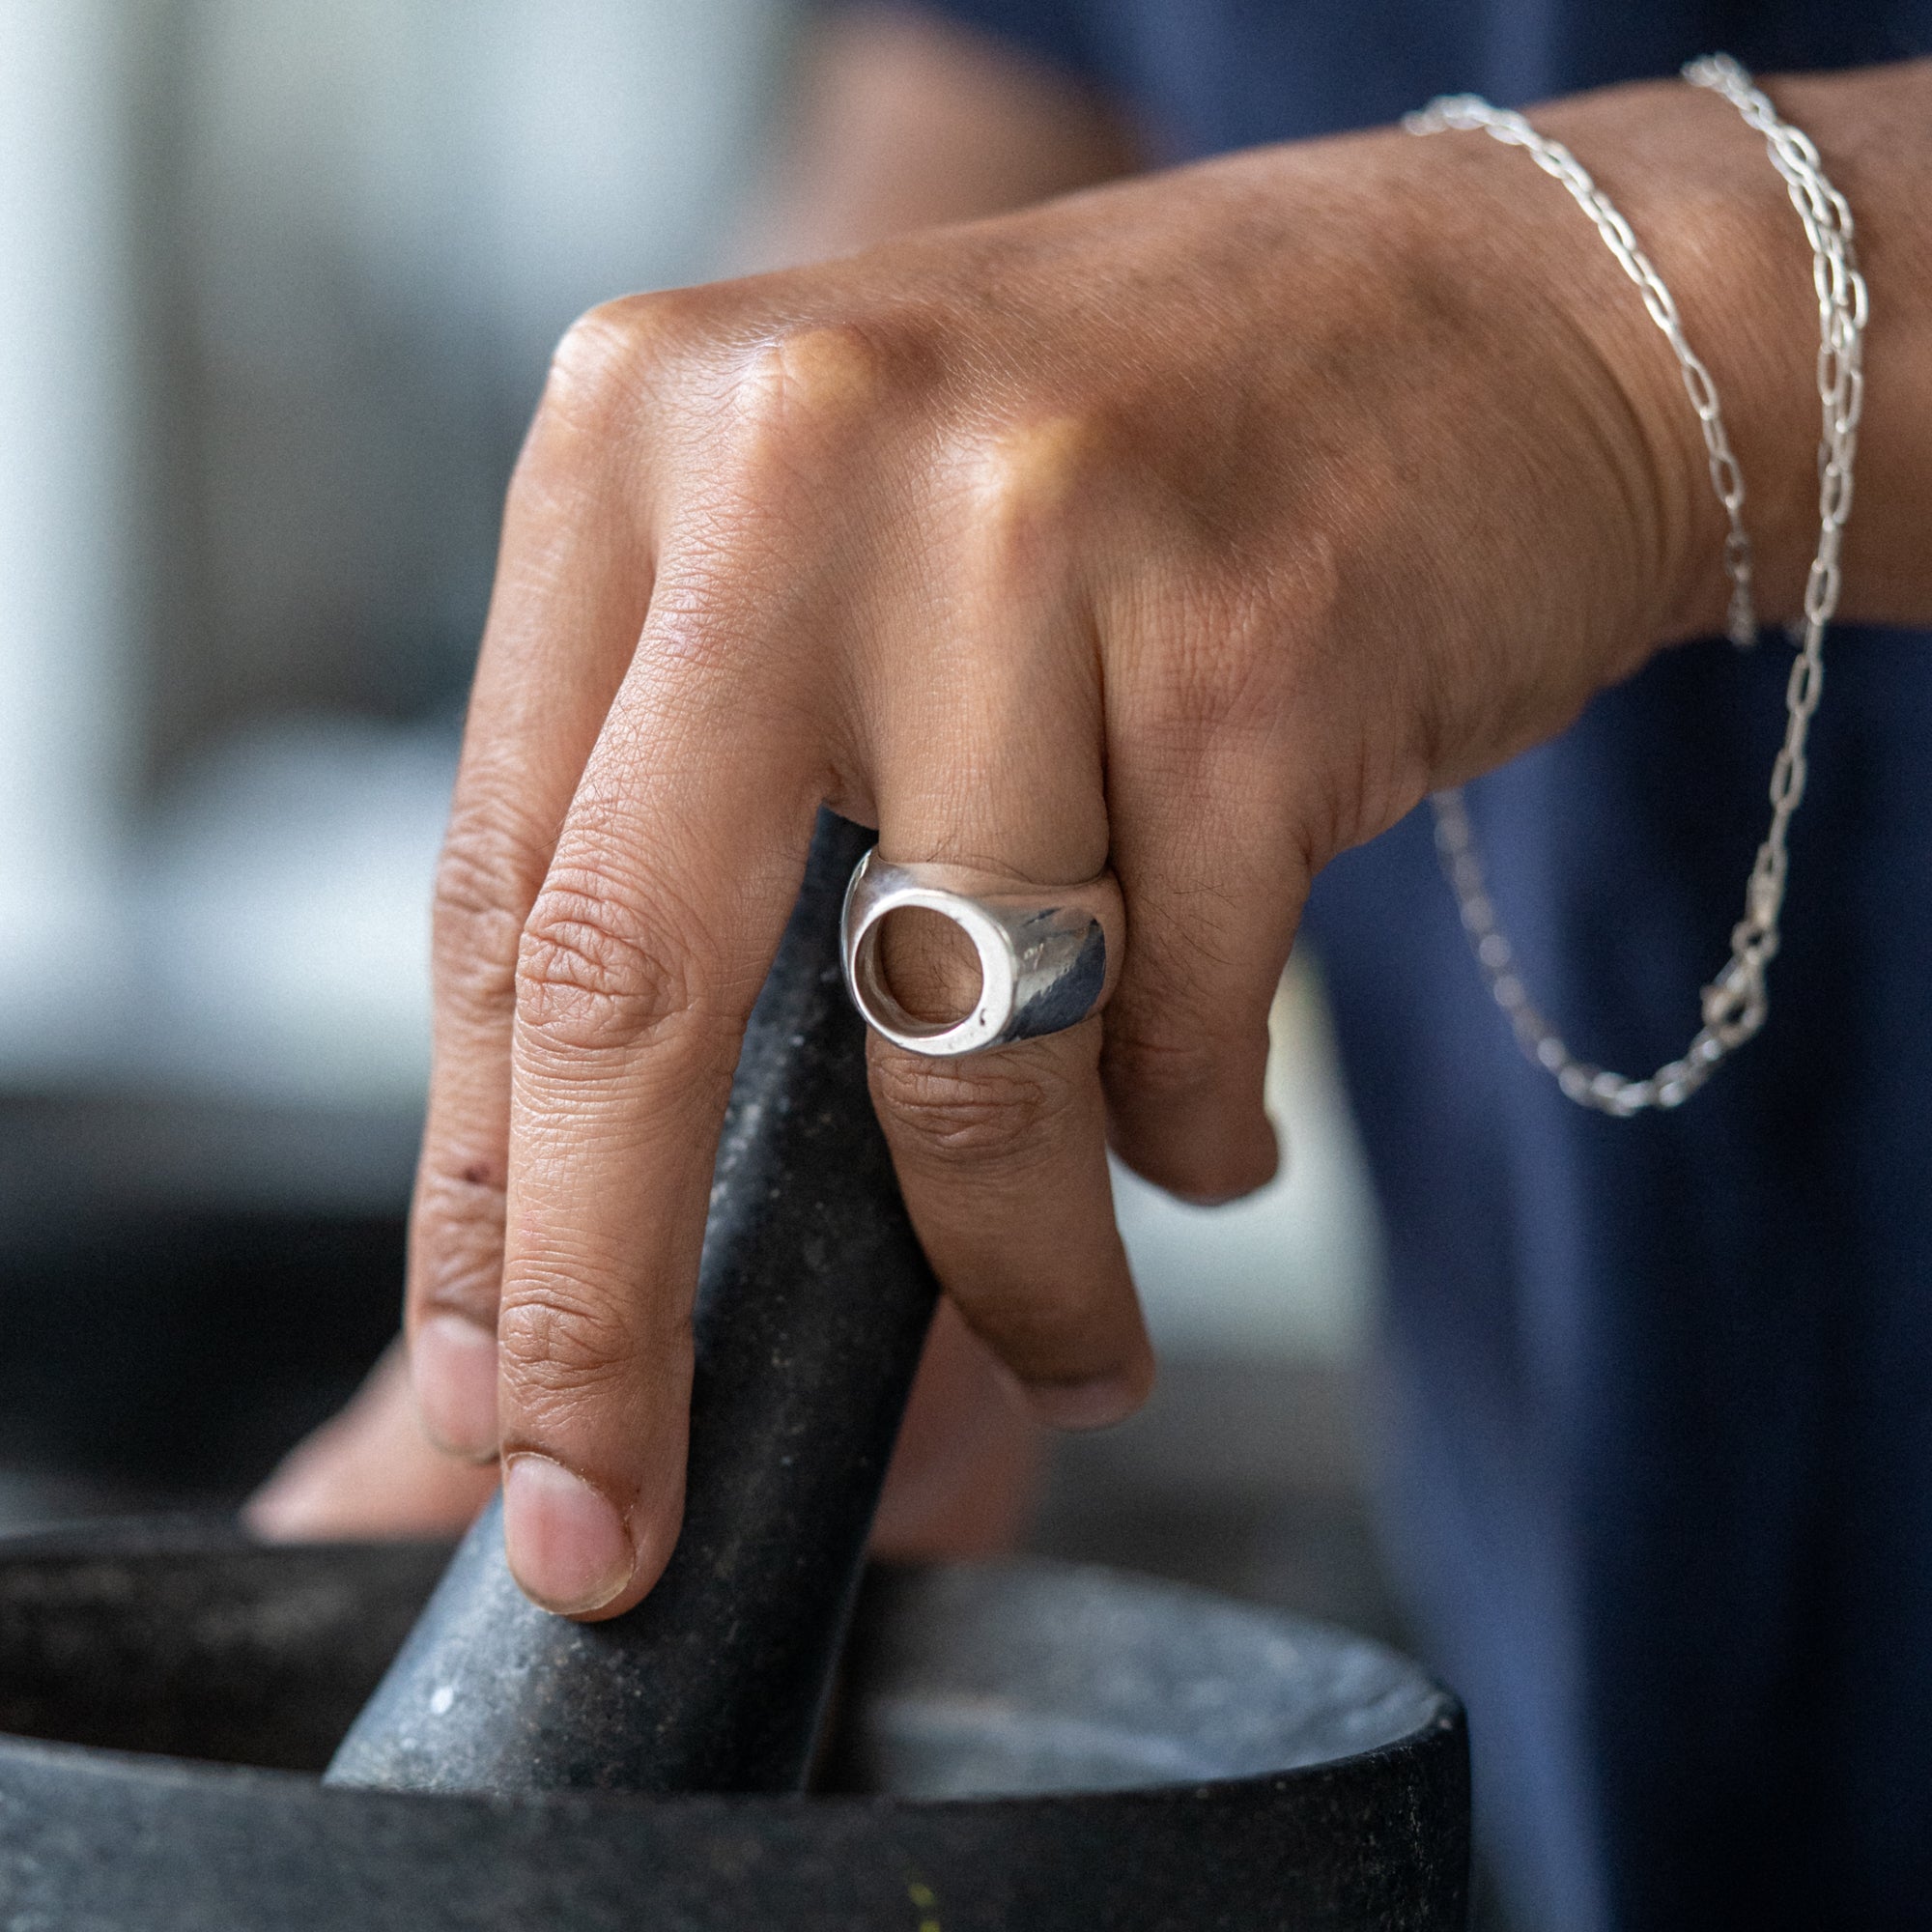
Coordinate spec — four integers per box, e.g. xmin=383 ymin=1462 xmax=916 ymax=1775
xmin=840 ymin=848 xmax=1123 ymax=1057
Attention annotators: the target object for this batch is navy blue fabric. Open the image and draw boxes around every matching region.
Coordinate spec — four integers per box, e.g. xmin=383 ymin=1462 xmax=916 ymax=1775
xmin=1321 ymin=631 xmax=1932 ymax=1931
xmin=911 ymin=2 xmax=1927 ymax=154
xmin=885 ymin=6 xmax=1932 ymax=1927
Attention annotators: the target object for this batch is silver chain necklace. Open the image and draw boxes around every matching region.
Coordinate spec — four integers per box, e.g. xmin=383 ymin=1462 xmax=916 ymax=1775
xmin=1404 ymin=56 xmax=1867 ymax=1116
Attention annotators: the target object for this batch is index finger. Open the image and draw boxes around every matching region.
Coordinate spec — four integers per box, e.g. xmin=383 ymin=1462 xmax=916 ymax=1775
xmin=407 ymin=307 xmax=663 ymax=1462
xmin=492 ymin=566 xmax=831 ymax=1619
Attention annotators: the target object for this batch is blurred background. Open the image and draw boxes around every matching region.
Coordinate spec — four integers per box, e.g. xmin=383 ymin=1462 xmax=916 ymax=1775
xmin=0 ymin=0 xmax=1395 ymax=1644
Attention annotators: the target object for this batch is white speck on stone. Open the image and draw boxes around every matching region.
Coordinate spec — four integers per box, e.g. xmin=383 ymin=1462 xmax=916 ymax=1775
xmin=429 ymin=1684 xmax=456 ymax=1716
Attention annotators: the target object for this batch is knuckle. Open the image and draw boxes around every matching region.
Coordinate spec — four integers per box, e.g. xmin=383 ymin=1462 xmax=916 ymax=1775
xmin=869 ymin=1048 xmax=1079 ymax=1167
xmin=515 ymin=867 xmax=705 ymax=1058
xmin=738 ymin=322 xmax=887 ymax=437
xmin=1105 ymin=1014 xmax=1236 ymax=1107
xmin=719 ymin=323 xmax=895 ymax=506
xmin=413 ymin=1144 xmax=508 ymax=1226
xmin=539 ymin=294 xmax=685 ymax=436
xmin=965 ymin=412 xmax=1111 ymax=568
xmin=497 ymin=1272 xmax=640 ymax=1403
xmin=431 ymin=810 xmax=546 ymax=1024
xmin=407 ymin=1186 xmax=507 ymax=1329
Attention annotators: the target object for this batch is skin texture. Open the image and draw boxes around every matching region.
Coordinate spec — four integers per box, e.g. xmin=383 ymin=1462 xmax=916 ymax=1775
xmin=248 ymin=1298 xmax=1037 ymax=1560
xmin=252 ymin=18 xmax=1932 ymax=1620
xmin=249 ymin=10 xmax=1119 ymax=1558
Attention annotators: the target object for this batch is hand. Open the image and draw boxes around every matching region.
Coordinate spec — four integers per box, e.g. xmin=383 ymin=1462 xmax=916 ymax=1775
xmin=246 ymin=1340 xmax=502 ymax=1544
xmin=249 ymin=1303 xmax=1038 ymax=1556
xmin=402 ymin=78 xmax=1825 ymax=1619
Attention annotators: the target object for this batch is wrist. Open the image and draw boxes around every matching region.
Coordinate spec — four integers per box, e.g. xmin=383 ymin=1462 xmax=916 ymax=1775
xmin=1535 ymin=62 xmax=1932 ymax=641
xmin=1525 ymin=78 xmax=1819 ymax=644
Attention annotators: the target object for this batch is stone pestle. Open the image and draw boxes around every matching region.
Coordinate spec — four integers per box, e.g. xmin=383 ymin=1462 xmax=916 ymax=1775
xmin=326 ymin=810 xmax=939 ymax=1796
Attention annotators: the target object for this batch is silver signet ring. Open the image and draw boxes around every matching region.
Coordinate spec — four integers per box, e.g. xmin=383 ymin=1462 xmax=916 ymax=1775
xmin=840 ymin=849 xmax=1124 ymax=1057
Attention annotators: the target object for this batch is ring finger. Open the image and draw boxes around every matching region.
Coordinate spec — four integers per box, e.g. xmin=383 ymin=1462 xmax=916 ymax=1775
xmin=859 ymin=605 xmax=1152 ymax=1429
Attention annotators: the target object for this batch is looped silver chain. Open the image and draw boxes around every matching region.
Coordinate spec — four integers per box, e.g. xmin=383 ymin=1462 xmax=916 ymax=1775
xmin=1404 ymin=92 xmax=1759 ymax=647
xmin=1405 ymin=59 xmax=1867 ymax=1117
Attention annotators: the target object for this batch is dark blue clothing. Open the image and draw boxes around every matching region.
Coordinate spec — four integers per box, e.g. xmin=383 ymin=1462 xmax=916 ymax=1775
xmin=901 ymin=6 xmax=1932 ymax=1927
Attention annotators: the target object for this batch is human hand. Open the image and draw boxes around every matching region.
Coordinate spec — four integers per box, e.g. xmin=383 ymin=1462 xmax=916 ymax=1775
xmin=402 ymin=78 xmax=1821 ymax=1618
xmin=245 ymin=1340 xmax=502 ymax=1545
xmin=248 ymin=1302 xmax=1038 ymax=1558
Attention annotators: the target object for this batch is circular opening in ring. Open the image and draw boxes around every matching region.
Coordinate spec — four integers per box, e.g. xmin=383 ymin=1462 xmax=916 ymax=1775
xmin=864 ymin=905 xmax=984 ymax=1031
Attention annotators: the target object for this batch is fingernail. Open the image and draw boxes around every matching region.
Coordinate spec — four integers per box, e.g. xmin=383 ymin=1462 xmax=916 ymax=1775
xmin=502 ymin=1455 xmax=636 ymax=1616
xmin=412 ymin=1314 xmax=501 ymax=1460
xmin=1023 ymin=1373 xmax=1142 ymax=1432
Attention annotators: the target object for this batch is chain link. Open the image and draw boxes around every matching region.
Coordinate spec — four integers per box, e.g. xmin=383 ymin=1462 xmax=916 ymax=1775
xmin=1405 ymin=59 xmax=1867 ymax=1117
xmin=1404 ymin=92 xmax=1760 ymax=648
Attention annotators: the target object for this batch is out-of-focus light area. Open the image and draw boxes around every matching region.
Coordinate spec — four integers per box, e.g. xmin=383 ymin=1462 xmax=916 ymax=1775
xmin=0 ymin=0 xmax=796 ymax=1101
xmin=0 ymin=0 xmax=1387 ymax=1638
xmin=0 ymin=0 xmax=1380 ymax=1353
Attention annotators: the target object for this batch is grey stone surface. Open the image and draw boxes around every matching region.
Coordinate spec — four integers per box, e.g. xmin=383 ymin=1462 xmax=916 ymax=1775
xmin=0 ymin=815 xmax=1472 ymax=1925
xmin=0 ymin=1529 xmax=1468 ymax=1929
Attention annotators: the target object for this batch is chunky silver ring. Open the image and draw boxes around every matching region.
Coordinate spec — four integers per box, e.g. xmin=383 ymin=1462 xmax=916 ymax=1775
xmin=840 ymin=848 xmax=1124 ymax=1057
